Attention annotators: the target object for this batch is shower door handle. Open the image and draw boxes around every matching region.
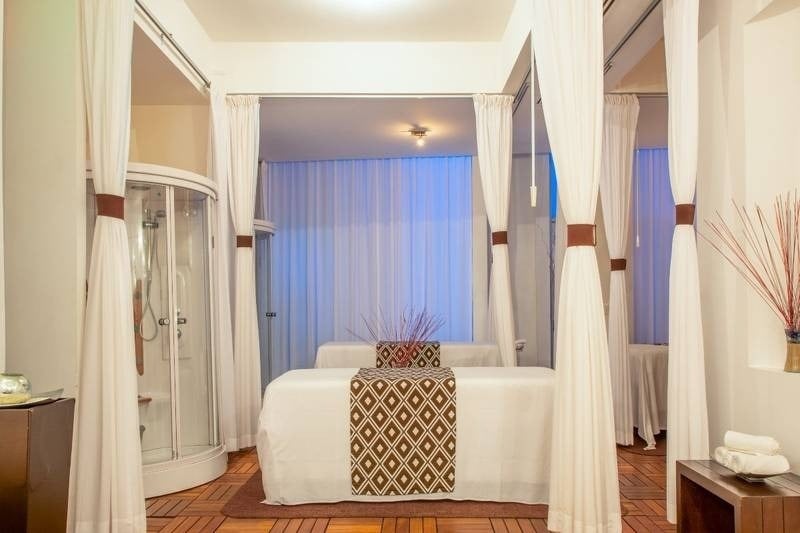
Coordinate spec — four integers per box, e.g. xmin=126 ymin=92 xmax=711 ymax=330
xmin=265 ymin=312 xmax=277 ymax=318
xmin=158 ymin=318 xmax=170 ymax=326
xmin=176 ymin=317 xmax=188 ymax=325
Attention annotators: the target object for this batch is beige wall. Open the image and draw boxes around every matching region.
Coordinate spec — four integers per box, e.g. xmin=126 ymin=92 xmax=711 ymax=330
xmin=698 ymin=0 xmax=800 ymax=469
xmin=3 ymin=0 xmax=85 ymax=394
xmin=130 ymin=105 xmax=210 ymax=175
xmin=0 ymin=0 xmax=5 ymax=372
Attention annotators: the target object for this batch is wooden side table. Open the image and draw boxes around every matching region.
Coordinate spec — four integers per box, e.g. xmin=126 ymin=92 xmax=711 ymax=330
xmin=0 ymin=398 xmax=75 ymax=532
xmin=678 ymin=460 xmax=800 ymax=532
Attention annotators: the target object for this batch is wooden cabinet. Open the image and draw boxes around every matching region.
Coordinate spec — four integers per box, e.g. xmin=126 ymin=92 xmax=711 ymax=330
xmin=0 ymin=399 xmax=75 ymax=532
xmin=678 ymin=460 xmax=800 ymax=533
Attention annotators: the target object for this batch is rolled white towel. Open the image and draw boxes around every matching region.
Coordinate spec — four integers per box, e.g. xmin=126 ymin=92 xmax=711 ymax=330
xmin=714 ymin=446 xmax=733 ymax=469
xmin=724 ymin=430 xmax=781 ymax=455
xmin=727 ymin=450 xmax=790 ymax=476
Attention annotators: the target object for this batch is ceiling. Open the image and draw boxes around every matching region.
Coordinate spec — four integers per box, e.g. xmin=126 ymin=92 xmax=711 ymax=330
xmin=185 ymin=0 xmax=515 ymax=42
xmin=260 ymin=97 xmax=477 ymax=161
xmin=131 ymin=25 xmax=207 ymax=105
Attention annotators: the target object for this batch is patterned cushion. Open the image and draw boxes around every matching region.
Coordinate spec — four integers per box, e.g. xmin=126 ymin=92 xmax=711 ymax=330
xmin=375 ymin=341 xmax=441 ymax=368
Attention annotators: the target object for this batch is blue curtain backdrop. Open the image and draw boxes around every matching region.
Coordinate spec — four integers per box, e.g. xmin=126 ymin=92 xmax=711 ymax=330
xmin=266 ymin=156 xmax=473 ymax=378
xmin=632 ymin=148 xmax=673 ymax=344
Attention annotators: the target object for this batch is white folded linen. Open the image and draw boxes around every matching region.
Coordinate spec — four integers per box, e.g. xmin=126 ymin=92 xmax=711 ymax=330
xmin=724 ymin=430 xmax=781 ymax=455
xmin=714 ymin=446 xmax=790 ymax=476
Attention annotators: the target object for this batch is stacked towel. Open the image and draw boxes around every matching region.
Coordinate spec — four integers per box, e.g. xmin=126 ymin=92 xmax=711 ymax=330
xmin=724 ymin=430 xmax=781 ymax=455
xmin=713 ymin=431 xmax=790 ymax=477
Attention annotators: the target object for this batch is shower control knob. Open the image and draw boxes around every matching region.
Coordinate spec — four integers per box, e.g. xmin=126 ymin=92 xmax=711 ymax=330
xmin=158 ymin=318 xmax=170 ymax=326
xmin=176 ymin=317 xmax=188 ymax=325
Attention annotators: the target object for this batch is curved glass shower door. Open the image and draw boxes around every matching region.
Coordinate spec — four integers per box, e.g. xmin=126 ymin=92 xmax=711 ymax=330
xmin=88 ymin=164 xmax=226 ymax=497
xmin=124 ymin=181 xmax=218 ymax=465
xmin=172 ymin=187 xmax=217 ymax=457
xmin=127 ymin=182 xmax=174 ymax=465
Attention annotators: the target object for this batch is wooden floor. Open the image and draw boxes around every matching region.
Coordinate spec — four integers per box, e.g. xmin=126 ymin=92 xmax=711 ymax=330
xmin=146 ymin=443 xmax=674 ymax=533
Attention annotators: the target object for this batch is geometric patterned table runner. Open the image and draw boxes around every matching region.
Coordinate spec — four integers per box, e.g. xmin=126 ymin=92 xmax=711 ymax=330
xmin=350 ymin=367 xmax=456 ymax=495
xmin=375 ymin=341 xmax=441 ymax=368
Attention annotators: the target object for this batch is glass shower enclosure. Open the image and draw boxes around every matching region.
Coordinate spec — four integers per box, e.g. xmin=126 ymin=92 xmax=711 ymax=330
xmin=87 ymin=163 xmax=226 ymax=497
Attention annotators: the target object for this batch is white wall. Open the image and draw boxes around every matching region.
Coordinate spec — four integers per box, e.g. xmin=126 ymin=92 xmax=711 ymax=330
xmin=130 ymin=105 xmax=210 ymax=175
xmin=4 ymin=0 xmax=85 ymax=394
xmin=698 ymin=0 xmax=800 ymax=470
xmin=0 ymin=0 xmax=5 ymax=372
xmin=218 ymin=41 xmax=503 ymax=95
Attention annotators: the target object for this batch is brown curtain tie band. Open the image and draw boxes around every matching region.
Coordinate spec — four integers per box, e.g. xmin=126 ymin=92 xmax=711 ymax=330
xmin=95 ymin=194 xmax=124 ymax=220
xmin=236 ymin=235 xmax=253 ymax=248
xmin=676 ymin=203 xmax=695 ymax=225
xmin=566 ymin=224 xmax=596 ymax=247
xmin=610 ymin=258 xmax=627 ymax=271
xmin=491 ymin=231 xmax=508 ymax=246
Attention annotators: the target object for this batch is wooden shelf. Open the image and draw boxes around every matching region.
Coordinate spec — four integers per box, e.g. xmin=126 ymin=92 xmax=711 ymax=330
xmin=678 ymin=460 xmax=800 ymax=532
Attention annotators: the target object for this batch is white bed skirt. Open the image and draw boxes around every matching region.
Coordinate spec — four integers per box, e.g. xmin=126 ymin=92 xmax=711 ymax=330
xmin=257 ymin=367 xmax=554 ymax=505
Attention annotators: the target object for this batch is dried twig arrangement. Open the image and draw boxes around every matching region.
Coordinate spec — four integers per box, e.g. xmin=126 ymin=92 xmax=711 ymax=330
xmin=704 ymin=191 xmax=800 ymax=338
xmin=349 ymin=308 xmax=445 ymax=367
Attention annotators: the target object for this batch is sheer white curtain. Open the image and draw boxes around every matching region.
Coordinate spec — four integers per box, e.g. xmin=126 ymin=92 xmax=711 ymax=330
xmin=509 ymin=154 xmax=554 ymax=367
xmin=664 ymin=0 xmax=709 ymax=522
xmin=209 ymin=83 xmax=238 ymax=452
xmin=632 ymin=148 xmax=673 ymax=344
xmin=268 ymin=156 xmax=473 ymax=378
xmin=600 ymin=95 xmax=639 ymax=446
xmin=473 ymin=95 xmax=516 ymax=367
xmin=227 ymin=95 xmax=262 ymax=449
xmin=532 ymin=0 xmax=621 ymax=531
xmin=69 ymin=0 xmax=145 ymax=531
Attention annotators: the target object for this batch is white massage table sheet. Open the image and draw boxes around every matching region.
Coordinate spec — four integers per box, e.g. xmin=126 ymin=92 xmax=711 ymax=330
xmin=629 ymin=343 xmax=668 ymax=448
xmin=257 ymin=367 xmax=554 ymax=504
xmin=314 ymin=342 xmax=502 ymax=368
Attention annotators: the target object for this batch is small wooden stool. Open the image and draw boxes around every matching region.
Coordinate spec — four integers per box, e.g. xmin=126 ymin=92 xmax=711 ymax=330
xmin=678 ymin=460 xmax=800 ymax=532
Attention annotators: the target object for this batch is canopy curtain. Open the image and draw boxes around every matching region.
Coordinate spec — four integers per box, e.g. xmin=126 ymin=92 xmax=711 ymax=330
xmin=632 ymin=148 xmax=673 ymax=344
xmin=267 ymin=156 xmax=473 ymax=377
xmin=472 ymin=94 xmax=516 ymax=367
xmin=663 ymin=0 xmax=709 ymax=522
xmin=68 ymin=0 xmax=145 ymax=531
xmin=531 ymin=0 xmax=621 ymax=531
xmin=210 ymin=83 xmax=238 ymax=451
xmin=227 ymin=95 xmax=262 ymax=449
xmin=600 ymin=94 xmax=640 ymax=447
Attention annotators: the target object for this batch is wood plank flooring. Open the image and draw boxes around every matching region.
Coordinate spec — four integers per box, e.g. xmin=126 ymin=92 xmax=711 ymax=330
xmin=146 ymin=444 xmax=674 ymax=532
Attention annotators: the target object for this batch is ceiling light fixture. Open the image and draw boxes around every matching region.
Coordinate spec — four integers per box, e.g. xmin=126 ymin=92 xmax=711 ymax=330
xmin=407 ymin=127 xmax=429 ymax=147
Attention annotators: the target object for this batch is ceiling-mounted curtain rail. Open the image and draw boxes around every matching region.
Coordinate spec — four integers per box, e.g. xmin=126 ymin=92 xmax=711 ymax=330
xmin=511 ymin=66 xmax=532 ymax=115
xmin=603 ymin=0 xmax=662 ymax=74
xmin=225 ymin=93 xmax=513 ymax=98
xmin=134 ymin=0 xmax=211 ymax=89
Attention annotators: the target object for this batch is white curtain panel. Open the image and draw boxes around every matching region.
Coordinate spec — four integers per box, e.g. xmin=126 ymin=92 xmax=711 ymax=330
xmin=600 ymin=95 xmax=639 ymax=446
xmin=210 ymin=83 xmax=238 ymax=452
xmin=472 ymin=94 xmax=516 ymax=367
xmin=663 ymin=0 xmax=709 ymax=523
xmin=227 ymin=95 xmax=262 ymax=449
xmin=268 ymin=157 xmax=473 ymax=377
xmin=632 ymin=148 xmax=673 ymax=344
xmin=531 ymin=0 xmax=621 ymax=531
xmin=69 ymin=0 xmax=145 ymax=531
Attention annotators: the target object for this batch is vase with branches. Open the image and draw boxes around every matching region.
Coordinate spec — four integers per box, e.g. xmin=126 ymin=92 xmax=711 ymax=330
xmin=349 ymin=308 xmax=445 ymax=368
xmin=705 ymin=191 xmax=800 ymax=372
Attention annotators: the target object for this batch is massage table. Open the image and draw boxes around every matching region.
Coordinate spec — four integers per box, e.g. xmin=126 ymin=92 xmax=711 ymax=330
xmin=257 ymin=367 xmax=554 ymax=504
xmin=314 ymin=341 xmax=502 ymax=368
xmin=629 ymin=343 xmax=669 ymax=449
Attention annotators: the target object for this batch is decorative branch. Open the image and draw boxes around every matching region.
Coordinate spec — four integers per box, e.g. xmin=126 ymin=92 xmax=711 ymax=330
xmin=703 ymin=191 xmax=800 ymax=335
xmin=348 ymin=307 xmax=445 ymax=367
